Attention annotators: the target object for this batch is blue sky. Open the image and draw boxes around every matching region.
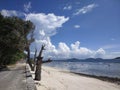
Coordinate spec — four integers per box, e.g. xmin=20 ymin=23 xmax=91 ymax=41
xmin=0 ymin=0 xmax=120 ymax=59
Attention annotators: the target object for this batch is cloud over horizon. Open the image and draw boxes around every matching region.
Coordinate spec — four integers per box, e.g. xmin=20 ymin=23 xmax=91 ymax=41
xmin=25 ymin=12 xmax=107 ymax=59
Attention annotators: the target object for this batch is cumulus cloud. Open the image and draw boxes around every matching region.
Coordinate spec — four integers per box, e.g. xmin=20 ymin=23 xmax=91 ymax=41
xmin=44 ymin=40 xmax=105 ymax=59
xmin=1 ymin=9 xmax=24 ymax=17
xmin=74 ymin=25 xmax=80 ymax=28
xmin=73 ymin=3 xmax=98 ymax=15
xmin=25 ymin=12 xmax=107 ymax=59
xmin=58 ymin=42 xmax=70 ymax=58
xmin=50 ymin=41 xmax=106 ymax=59
xmin=25 ymin=13 xmax=69 ymax=58
xmin=25 ymin=13 xmax=69 ymax=38
xmin=95 ymin=48 xmax=106 ymax=58
xmin=24 ymin=2 xmax=31 ymax=12
xmin=70 ymin=41 xmax=92 ymax=58
xmin=63 ymin=5 xmax=72 ymax=10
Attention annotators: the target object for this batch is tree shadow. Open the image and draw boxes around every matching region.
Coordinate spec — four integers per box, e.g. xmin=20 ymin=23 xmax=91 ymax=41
xmin=0 ymin=66 xmax=10 ymax=72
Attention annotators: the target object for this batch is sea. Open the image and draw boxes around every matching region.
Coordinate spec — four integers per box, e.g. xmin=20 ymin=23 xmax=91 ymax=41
xmin=43 ymin=59 xmax=120 ymax=78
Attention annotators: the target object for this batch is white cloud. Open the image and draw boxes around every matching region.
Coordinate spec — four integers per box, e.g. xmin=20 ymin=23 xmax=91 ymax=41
xmin=25 ymin=13 xmax=69 ymax=59
xmin=73 ymin=3 xmax=98 ymax=15
xmin=70 ymin=41 xmax=93 ymax=58
xmin=95 ymin=48 xmax=106 ymax=58
xmin=24 ymin=2 xmax=31 ymax=12
xmin=25 ymin=13 xmax=69 ymax=38
xmin=63 ymin=5 xmax=72 ymax=10
xmin=71 ymin=41 xmax=80 ymax=51
xmin=57 ymin=42 xmax=70 ymax=58
xmin=96 ymin=48 xmax=105 ymax=54
xmin=1 ymin=9 xmax=24 ymax=17
xmin=74 ymin=25 xmax=80 ymax=28
xmin=58 ymin=42 xmax=70 ymax=53
xmin=25 ymin=12 xmax=116 ymax=60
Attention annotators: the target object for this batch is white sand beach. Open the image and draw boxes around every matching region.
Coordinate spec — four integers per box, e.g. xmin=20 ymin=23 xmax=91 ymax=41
xmin=31 ymin=66 xmax=120 ymax=90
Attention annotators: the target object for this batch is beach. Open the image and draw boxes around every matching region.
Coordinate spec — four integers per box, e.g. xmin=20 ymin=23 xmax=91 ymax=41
xmin=30 ymin=66 xmax=120 ymax=90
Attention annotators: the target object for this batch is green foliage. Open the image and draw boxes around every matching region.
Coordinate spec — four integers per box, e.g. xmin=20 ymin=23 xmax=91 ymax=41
xmin=0 ymin=13 xmax=35 ymax=65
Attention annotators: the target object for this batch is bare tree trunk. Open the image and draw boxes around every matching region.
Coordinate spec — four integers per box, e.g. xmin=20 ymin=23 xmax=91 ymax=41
xmin=27 ymin=46 xmax=34 ymax=71
xmin=34 ymin=45 xmax=45 ymax=81
xmin=34 ymin=57 xmax=42 ymax=80
xmin=34 ymin=45 xmax=52 ymax=81
xmin=25 ymin=29 xmax=35 ymax=71
xmin=32 ymin=48 xmax=37 ymax=71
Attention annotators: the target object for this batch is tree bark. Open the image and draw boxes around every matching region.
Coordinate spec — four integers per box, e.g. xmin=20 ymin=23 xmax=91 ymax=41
xmin=32 ymin=48 xmax=37 ymax=71
xmin=34 ymin=45 xmax=52 ymax=81
xmin=34 ymin=57 xmax=42 ymax=81
xmin=27 ymin=46 xmax=34 ymax=71
xmin=34 ymin=45 xmax=45 ymax=81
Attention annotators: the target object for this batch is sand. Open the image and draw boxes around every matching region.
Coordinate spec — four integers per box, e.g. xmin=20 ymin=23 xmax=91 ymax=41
xmin=30 ymin=66 xmax=120 ymax=90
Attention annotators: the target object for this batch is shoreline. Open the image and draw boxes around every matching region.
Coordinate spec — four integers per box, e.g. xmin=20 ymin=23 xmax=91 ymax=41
xmin=69 ymin=71 xmax=120 ymax=85
xmin=32 ymin=66 xmax=120 ymax=90
xmin=46 ymin=66 xmax=120 ymax=85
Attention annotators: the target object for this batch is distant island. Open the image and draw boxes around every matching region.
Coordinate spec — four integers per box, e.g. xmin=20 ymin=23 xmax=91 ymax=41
xmin=114 ymin=57 xmax=120 ymax=60
xmin=53 ymin=57 xmax=120 ymax=63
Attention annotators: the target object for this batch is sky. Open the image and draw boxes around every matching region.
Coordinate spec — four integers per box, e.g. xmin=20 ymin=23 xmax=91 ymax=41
xmin=0 ymin=0 xmax=120 ymax=59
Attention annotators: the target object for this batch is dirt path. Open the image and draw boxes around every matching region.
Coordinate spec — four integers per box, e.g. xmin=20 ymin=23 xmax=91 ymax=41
xmin=0 ymin=62 xmax=27 ymax=90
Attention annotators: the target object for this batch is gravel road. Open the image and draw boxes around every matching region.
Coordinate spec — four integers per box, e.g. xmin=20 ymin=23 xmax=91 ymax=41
xmin=0 ymin=62 xmax=27 ymax=90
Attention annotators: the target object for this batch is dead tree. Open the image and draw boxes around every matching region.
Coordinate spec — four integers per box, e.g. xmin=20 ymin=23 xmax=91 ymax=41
xmin=25 ymin=43 xmax=34 ymax=71
xmin=25 ymin=30 xmax=34 ymax=71
xmin=34 ymin=45 xmax=45 ymax=81
xmin=32 ymin=48 xmax=37 ymax=71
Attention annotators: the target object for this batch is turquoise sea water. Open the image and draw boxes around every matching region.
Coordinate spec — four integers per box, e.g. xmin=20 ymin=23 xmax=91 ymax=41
xmin=44 ymin=60 xmax=120 ymax=78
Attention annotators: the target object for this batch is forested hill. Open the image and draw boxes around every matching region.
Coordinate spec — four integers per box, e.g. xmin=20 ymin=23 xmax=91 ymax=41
xmin=115 ymin=57 xmax=120 ymax=60
xmin=53 ymin=58 xmax=120 ymax=63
